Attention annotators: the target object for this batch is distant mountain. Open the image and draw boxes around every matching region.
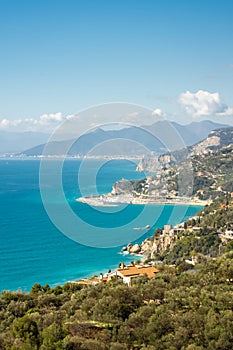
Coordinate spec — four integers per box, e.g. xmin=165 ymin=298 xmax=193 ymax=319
xmin=0 ymin=131 xmax=50 ymax=154
xmin=169 ymin=120 xmax=228 ymax=146
xmin=21 ymin=126 xmax=165 ymax=156
xmin=21 ymin=120 xmax=229 ymax=157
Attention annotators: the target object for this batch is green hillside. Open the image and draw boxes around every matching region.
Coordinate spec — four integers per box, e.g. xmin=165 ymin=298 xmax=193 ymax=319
xmin=0 ymin=252 xmax=232 ymax=349
xmin=114 ymin=143 xmax=233 ymax=201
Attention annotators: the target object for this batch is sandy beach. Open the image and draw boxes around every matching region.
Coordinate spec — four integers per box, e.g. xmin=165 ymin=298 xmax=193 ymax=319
xmin=77 ymin=194 xmax=210 ymax=207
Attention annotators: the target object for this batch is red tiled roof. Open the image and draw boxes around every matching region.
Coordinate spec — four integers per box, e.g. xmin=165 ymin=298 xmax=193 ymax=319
xmin=117 ymin=265 xmax=159 ymax=278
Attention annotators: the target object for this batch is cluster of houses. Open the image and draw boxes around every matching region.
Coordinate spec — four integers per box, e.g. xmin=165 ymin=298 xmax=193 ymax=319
xmin=76 ymin=262 xmax=159 ymax=287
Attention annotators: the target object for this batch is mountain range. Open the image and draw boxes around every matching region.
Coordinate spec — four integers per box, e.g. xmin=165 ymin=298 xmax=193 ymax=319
xmin=19 ymin=120 xmax=229 ymax=157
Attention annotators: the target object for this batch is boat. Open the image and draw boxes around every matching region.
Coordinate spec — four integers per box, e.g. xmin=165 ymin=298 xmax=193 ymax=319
xmin=133 ymin=225 xmax=151 ymax=231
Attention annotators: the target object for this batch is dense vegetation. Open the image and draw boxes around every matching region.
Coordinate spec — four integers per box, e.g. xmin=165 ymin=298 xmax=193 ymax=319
xmin=163 ymin=144 xmax=233 ymax=199
xmin=151 ymin=195 xmax=233 ymax=266
xmin=0 ymin=250 xmax=233 ymax=350
xmin=192 ymin=145 xmax=233 ymax=199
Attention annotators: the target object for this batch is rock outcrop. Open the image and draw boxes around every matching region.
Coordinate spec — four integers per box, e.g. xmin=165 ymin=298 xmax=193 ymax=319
xmin=136 ymin=154 xmax=174 ymax=172
xmin=129 ymin=244 xmax=141 ymax=254
xmin=122 ymin=226 xmax=180 ymax=259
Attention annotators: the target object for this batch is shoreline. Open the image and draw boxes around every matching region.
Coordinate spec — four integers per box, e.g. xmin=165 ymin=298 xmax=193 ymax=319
xmin=1 ymin=201 xmax=204 ymax=292
xmin=77 ymin=194 xmax=210 ymax=207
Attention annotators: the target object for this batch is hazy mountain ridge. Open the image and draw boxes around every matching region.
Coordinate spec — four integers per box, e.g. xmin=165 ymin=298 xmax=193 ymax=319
xmin=20 ymin=120 xmax=229 ymax=156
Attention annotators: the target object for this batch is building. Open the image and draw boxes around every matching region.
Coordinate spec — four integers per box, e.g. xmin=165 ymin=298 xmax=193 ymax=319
xmin=107 ymin=263 xmax=159 ymax=286
xmin=224 ymin=230 xmax=233 ymax=239
xmin=163 ymin=224 xmax=173 ymax=234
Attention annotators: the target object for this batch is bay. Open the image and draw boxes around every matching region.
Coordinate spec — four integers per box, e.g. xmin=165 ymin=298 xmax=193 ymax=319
xmin=0 ymin=159 xmax=202 ymax=291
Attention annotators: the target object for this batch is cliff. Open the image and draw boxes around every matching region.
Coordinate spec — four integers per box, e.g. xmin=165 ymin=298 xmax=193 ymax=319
xmin=136 ymin=126 xmax=233 ymax=172
xmin=136 ymin=154 xmax=174 ymax=172
xmin=124 ymin=225 xmax=180 ymax=261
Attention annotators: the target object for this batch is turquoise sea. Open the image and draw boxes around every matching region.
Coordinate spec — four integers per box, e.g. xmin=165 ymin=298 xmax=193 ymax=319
xmin=0 ymin=159 xmax=202 ymax=291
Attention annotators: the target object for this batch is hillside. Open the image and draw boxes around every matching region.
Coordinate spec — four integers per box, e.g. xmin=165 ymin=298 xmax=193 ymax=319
xmin=137 ymin=126 xmax=233 ymax=172
xmin=111 ymin=127 xmax=233 ymax=203
xmin=138 ymin=195 xmax=233 ymax=265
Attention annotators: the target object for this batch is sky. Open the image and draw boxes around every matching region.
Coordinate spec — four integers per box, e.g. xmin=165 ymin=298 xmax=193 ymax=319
xmin=0 ymin=0 xmax=233 ymax=132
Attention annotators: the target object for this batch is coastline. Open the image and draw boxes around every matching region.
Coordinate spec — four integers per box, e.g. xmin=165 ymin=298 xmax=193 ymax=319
xmin=1 ymin=160 xmax=206 ymax=292
xmin=77 ymin=194 xmax=210 ymax=207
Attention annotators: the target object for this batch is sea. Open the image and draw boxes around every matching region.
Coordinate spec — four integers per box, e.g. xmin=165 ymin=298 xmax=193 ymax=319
xmin=0 ymin=158 xmax=202 ymax=292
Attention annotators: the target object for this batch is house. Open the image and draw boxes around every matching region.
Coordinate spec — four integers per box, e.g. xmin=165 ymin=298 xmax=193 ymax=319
xmin=107 ymin=263 xmax=159 ymax=286
xmin=185 ymin=256 xmax=198 ymax=266
xmin=163 ymin=224 xmax=173 ymax=234
xmin=224 ymin=230 xmax=233 ymax=239
xmin=197 ymin=189 xmax=205 ymax=195
xmin=192 ymin=226 xmax=202 ymax=232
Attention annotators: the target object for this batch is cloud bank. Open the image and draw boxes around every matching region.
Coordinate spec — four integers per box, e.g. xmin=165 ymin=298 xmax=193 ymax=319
xmin=1 ymin=91 xmax=232 ymax=133
xmin=0 ymin=112 xmax=63 ymax=132
xmin=179 ymin=90 xmax=233 ymax=117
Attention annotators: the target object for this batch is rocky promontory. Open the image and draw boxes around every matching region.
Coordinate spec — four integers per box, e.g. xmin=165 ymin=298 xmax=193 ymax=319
xmin=122 ymin=239 xmax=152 ymax=256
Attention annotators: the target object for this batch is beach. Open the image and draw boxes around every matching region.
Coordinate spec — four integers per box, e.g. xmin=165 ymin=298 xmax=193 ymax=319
xmin=77 ymin=193 xmax=210 ymax=207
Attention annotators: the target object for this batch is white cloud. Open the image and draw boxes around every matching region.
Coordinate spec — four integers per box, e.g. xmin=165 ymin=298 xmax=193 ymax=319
xmin=179 ymin=90 xmax=233 ymax=117
xmin=39 ymin=112 xmax=63 ymax=125
xmin=0 ymin=112 xmax=63 ymax=131
xmin=152 ymin=108 xmax=163 ymax=116
xmin=0 ymin=118 xmax=23 ymax=128
xmin=65 ymin=114 xmax=77 ymax=121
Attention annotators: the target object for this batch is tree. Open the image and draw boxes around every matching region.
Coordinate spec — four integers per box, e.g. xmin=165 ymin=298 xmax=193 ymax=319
xmin=12 ymin=315 xmax=40 ymax=349
xmin=41 ymin=321 xmax=67 ymax=350
xmin=30 ymin=283 xmax=43 ymax=295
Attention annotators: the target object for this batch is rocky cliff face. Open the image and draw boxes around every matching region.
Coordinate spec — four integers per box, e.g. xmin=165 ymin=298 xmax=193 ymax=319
xmin=112 ymin=179 xmax=134 ymax=195
xmin=189 ymin=135 xmax=220 ymax=156
xmin=136 ymin=154 xmax=174 ymax=172
xmin=124 ymin=229 xmax=179 ymax=261
xmin=143 ymin=232 xmax=178 ymax=261
xmin=111 ymin=178 xmax=147 ymax=196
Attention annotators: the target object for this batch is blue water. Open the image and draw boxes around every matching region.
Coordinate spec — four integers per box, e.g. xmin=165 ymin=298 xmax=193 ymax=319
xmin=0 ymin=159 xmax=202 ymax=291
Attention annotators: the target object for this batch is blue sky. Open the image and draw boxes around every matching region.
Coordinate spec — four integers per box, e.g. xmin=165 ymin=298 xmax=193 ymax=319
xmin=0 ymin=0 xmax=233 ymax=130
